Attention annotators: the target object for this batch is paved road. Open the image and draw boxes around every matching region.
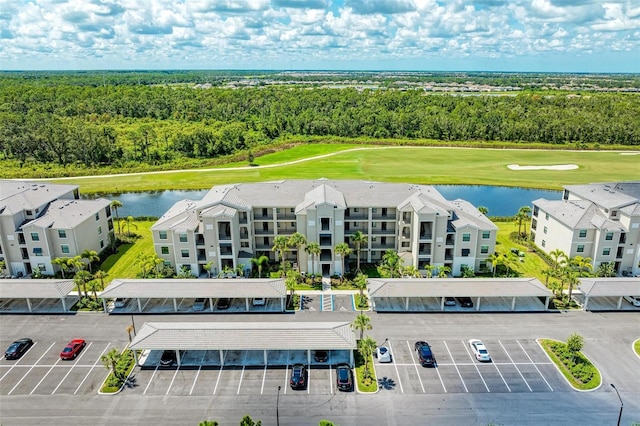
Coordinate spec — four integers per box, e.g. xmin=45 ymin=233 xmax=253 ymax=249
xmin=0 ymin=310 xmax=638 ymax=425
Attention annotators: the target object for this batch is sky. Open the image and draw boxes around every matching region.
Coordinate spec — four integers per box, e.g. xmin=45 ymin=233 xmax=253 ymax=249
xmin=1 ymin=0 xmax=639 ymax=72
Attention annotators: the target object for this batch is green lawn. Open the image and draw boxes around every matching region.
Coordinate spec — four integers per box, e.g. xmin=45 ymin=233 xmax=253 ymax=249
xmin=99 ymin=221 xmax=156 ymax=283
xmin=49 ymin=144 xmax=640 ymax=194
xmin=494 ymin=221 xmax=551 ymax=283
xmin=635 ymin=340 xmax=640 ymax=357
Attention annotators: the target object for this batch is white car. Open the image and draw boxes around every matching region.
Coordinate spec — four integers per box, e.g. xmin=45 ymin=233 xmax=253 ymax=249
xmin=114 ymin=298 xmax=128 ymax=308
xmin=376 ymin=346 xmax=392 ymax=363
xmin=252 ymin=298 xmax=266 ymax=306
xmin=623 ymin=296 xmax=640 ymax=307
xmin=193 ymin=298 xmax=207 ymax=311
xmin=469 ymin=339 xmax=491 ymax=362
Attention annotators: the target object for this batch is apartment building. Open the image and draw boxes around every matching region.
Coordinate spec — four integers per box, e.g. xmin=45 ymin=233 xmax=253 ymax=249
xmin=151 ymin=180 xmax=497 ymax=277
xmin=531 ymin=181 xmax=640 ymax=276
xmin=0 ymin=181 xmax=113 ymax=277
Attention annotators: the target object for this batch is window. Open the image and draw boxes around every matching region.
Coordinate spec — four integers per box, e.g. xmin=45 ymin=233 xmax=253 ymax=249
xmin=26 ymin=210 xmax=32 ymax=216
xmin=482 ymin=231 xmax=490 ymax=239
xmin=577 ymin=245 xmax=584 ymax=253
xmin=179 ymin=233 xmax=187 ymax=243
xmin=545 ymin=213 xmax=549 ymax=220
xmin=263 ymin=237 xmax=269 ymax=245
xmin=181 ymin=249 xmax=189 ymax=258
xmin=290 ymin=208 xmax=295 ymax=213
xmin=37 ymin=263 xmax=46 ymax=271
xmin=100 ymin=240 xmax=104 ymax=248
xmin=95 ymin=212 xmax=100 ymax=221
xmin=543 ymin=226 xmax=548 ymax=234
xmin=372 ymin=222 xmax=377 ymax=228
xmin=579 ymin=229 xmax=587 ymax=238
xmin=605 ymin=232 xmax=613 ymax=241
xmin=241 ymin=242 xmax=249 ymax=248
xmin=542 ymin=240 xmax=546 ymax=248
xmin=372 ymin=208 xmax=377 ymax=213
xmin=602 ymin=247 xmax=611 ymax=256
xmin=58 ymin=230 xmax=67 ymax=239
xmin=161 ymin=246 xmax=169 ymax=255
xmin=61 ymin=245 xmax=70 ymax=254
xmin=401 ymin=241 xmax=410 ymax=247
xmin=481 ymin=245 xmax=489 ymax=254
xmin=30 ymin=232 xmax=40 ymax=241
xmin=353 ymin=208 xmax=359 ymax=212
xmin=461 ymin=248 xmax=470 ymax=257
xmin=479 ymin=261 xmax=487 ymax=270
xmin=159 ymin=231 xmax=167 ymax=240
xmin=462 ymin=233 xmax=471 ymax=242
xmin=97 ymin=226 xmax=102 ymax=235
xmin=33 ymin=247 xmax=43 ymax=256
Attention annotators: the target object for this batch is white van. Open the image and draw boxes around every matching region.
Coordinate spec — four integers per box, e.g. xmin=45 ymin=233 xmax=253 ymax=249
xmin=623 ymin=296 xmax=640 ymax=307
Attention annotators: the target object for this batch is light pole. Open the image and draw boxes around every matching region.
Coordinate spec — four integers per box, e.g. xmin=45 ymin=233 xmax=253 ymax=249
xmin=130 ymin=314 xmax=137 ymax=336
xmin=611 ymin=383 xmax=623 ymax=426
xmin=276 ymin=385 xmax=281 ymax=426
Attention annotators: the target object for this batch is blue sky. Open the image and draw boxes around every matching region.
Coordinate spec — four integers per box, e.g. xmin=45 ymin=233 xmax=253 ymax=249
xmin=1 ymin=0 xmax=639 ymax=72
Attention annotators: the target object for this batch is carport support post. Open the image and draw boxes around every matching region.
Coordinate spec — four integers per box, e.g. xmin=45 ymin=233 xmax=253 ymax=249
xmin=132 ymin=349 xmax=139 ymax=366
xmin=280 ymin=298 xmax=284 ymax=312
xmin=440 ymin=297 xmax=445 ymax=311
xmin=511 ymin=296 xmax=516 ymax=311
xmin=219 ymin=349 xmax=225 ymax=367
xmin=476 ymin=297 xmax=481 ymax=311
xmin=617 ymin=296 xmax=622 ymax=310
xmin=584 ymin=295 xmax=589 ymax=311
xmin=307 ymin=349 xmax=311 ymax=365
xmin=173 ymin=298 xmax=178 ymax=312
xmin=60 ymin=297 xmax=67 ymax=312
xmin=26 ymin=298 xmax=32 ymax=313
xmin=246 ymin=298 xmax=250 ymax=312
xmin=101 ymin=299 xmax=107 ymax=313
xmin=405 ymin=297 xmax=409 ymax=310
xmin=175 ymin=350 xmax=181 ymax=367
xmin=349 ymin=350 xmax=354 ymax=366
xmin=209 ymin=298 xmax=214 ymax=312
xmin=544 ymin=296 xmax=550 ymax=310
xmin=264 ymin=350 xmax=268 ymax=365
xmin=137 ymin=298 xmax=142 ymax=312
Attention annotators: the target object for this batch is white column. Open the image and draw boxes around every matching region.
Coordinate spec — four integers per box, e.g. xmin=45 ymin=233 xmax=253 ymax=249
xmin=61 ymin=297 xmax=67 ymax=312
xmin=137 ymin=298 xmax=142 ymax=312
xmin=511 ymin=296 xmax=516 ymax=311
xmin=617 ymin=296 xmax=623 ymax=310
xmin=173 ymin=298 xmax=178 ymax=312
xmin=440 ymin=297 xmax=445 ymax=311
xmin=133 ymin=350 xmax=139 ymax=366
xmin=476 ymin=297 xmax=481 ymax=311
xmin=26 ymin=298 xmax=32 ymax=312
xmin=584 ymin=295 xmax=589 ymax=311
xmin=545 ymin=296 xmax=549 ymax=311
xmin=176 ymin=350 xmax=181 ymax=367
xmin=246 ymin=298 xmax=250 ymax=312
xmin=349 ymin=350 xmax=354 ymax=366
xmin=405 ymin=297 xmax=409 ymax=310
xmin=264 ymin=350 xmax=268 ymax=365
xmin=209 ymin=298 xmax=214 ymax=312
xmin=219 ymin=349 xmax=225 ymax=367
xmin=281 ymin=298 xmax=285 ymax=312
xmin=101 ymin=299 xmax=107 ymax=313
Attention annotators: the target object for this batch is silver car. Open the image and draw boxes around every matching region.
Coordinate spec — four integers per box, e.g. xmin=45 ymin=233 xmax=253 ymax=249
xmin=469 ymin=339 xmax=491 ymax=362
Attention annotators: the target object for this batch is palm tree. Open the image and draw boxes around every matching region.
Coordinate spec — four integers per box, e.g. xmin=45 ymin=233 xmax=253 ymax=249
xmin=351 ymin=313 xmax=372 ymax=340
xmin=566 ymin=270 xmax=580 ymax=303
xmin=94 ymin=270 xmax=108 ymax=290
xmin=203 ymin=261 xmax=216 ymax=278
xmin=121 ymin=216 xmax=138 ymax=237
xmin=353 ymin=273 xmax=368 ymax=302
xmin=377 ymin=249 xmax=402 ymax=278
xmin=81 ymin=249 xmax=100 ymax=273
xmin=110 ymin=200 xmax=123 ymax=235
xmin=100 ymin=347 xmax=122 ymax=380
xmin=549 ymin=249 xmax=567 ymax=273
xmin=487 ymin=252 xmax=502 ymax=277
xmin=437 ymin=265 xmax=451 ymax=278
xmin=287 ymin=232 xmax=307 ymax=273
xmin=86 ymin=279 xmax=101 ymax=299
xmin=272 ymin=236 xmax=290 ymax=277
xmin=423 ymin=264 xmax=435 ymax=278
xmin=402 ymin=265 xmax=422 ymax=278
xmin=74 ymin=270 xmax=93 ymax=298
xmin=351 ymin=231 xmax=368 ymax=274
xmin=518 ymin=206 xmax=532 ymax=236
xmin=52 ymin=257 xmax=70 ymax=278
xmin=478 ymin=206 xmax=489 ymax=216
xmin=596 ymin=261 xmax=615 ymax=277
xmin=0 ymin=259 xmax=6 ymax=272
xmin=334 ymin=242 xmax=352 ymax=281
xmin=358 ymin=336 xmax=378 ymax=380
xmin=69 ymin=255 xmax=85 ymax=275
xmin=501 ymin=251 xmax=518 ymax=277
xmin=305 ymin=242 xmax=321 ymax=279
xmin=285 ymin=272 xmax=299 ymax=307
xmin=569 ymin=255 xmax=593 ymax=277
xmin=250 ymin=255 xmax=269 ymax=278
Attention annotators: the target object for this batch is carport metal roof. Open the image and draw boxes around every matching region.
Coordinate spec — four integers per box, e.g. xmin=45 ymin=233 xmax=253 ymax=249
xmin=367 ymin=278 xmax=552 ymax=298
xmin=129 ymin=321 xmax=356 ymax=351
xmin=0 ymin=279 xmax=75 ymax=299
xmin=99 ymin=278 xmax=287 ymax=299
xmin=578 ymin=277 xmax=640 ymax=297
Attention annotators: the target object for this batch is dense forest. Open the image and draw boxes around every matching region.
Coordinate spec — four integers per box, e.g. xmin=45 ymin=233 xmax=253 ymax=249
xmin=1 ymin=71 xmax=639 ymax=176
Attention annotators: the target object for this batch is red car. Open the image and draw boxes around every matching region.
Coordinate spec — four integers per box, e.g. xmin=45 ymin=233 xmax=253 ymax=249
xmin=60 ymin=339 xmax=86 ymax=360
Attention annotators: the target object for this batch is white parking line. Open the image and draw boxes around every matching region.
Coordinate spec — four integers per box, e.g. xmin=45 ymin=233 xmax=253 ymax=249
xmin=283 ymin=364 xmax=289 ymax=395
xmin=0 ymin=342 xmax=39 ymax=382
xmin=328 ymin=351 xmax=333 ymax=395
xmin=166 ymin=365 xmax=181 ymax=395
xmin=72 ymin=342 xmax=111 ymax=395
xmin=213 ymin=358 xmax=225 ymax=395
xmin=190 ymin=365 xmax=202 ymax=396
xmin=406 ymin=341 xmax=425 ymax=393
xmin=307 ymin=363 xmax=311 ymax=395
xmin=517 ymin=340 xmax=553 ymax=391
xmin=387 ymin=340 xmax=404 ymax=393
xmin=260 ymin=365 xmax=267 ymax=395
xmin=492 ymin=362 xmax=511 ymax=392
xmin=434 ymin=360 xmax=447 ymax=393
xmin=443 ymin=341 xmax=468 ymax=393
xmin=498 ymin=340 xmax=532 ymax=392
xmin=461 ymin=341 xmax=490 ymax=392
xmin=143 ymin=367 xmax=159 ymax=395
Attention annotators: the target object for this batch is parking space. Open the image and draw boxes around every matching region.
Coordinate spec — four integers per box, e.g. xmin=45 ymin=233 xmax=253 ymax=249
xmin=108 ymin=297 xmax=285 ymax=314
xmin=573 ymin=294 xmax=640 ymax=311
xmin=0 ymin=340 xmax=115 ymax=396
xmin=374 ymin=338 xmax=564 ymax=395
xmin=0 ymin=296 xmax=79 ymax=314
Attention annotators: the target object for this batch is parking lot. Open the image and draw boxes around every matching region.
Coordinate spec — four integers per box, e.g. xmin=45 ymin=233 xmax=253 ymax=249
xmin=373 ymin=338 xmax=566 ymax=394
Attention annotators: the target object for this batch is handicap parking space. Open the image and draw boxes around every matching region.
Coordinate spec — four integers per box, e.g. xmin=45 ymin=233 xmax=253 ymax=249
xmin=301 ymin=294 xmax=320 ymax=312
xmin=333 ymin=294 xmax=354 ymax=312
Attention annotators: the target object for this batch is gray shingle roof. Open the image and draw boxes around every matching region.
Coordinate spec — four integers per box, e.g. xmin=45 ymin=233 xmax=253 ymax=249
xmin=533 ymin=198 xmax=626 ymax=231
xmin=578 ymin=277 xmax=640 ymax=297
xmin=367 ymin=278 xmax=551 ymax=298
xmin=0 ymin=279 xmax=75 ymax=298
xmin=25 ymin=198 xmax=111 ymax=229
xmin=0 ymin=181 xmax=78 ymax=216
xmin=151 ymin=199 xmax=199 ymax=230
xmin=565 ymin=182 xmax=640 ymax=210
xmin=450 ymin=199 xmax=498 ymax=230
xmin=100 ymin=278 xmax=287 ymax=299
xmin=129 ymin=321 xmax=356 ymax=350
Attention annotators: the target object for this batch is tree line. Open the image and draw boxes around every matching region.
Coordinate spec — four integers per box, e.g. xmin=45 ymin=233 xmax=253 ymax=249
xmin=1 ymin=80 xmax=639 ymax=171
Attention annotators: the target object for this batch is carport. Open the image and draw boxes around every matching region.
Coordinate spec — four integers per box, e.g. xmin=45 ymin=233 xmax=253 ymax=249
xmin=128 ymin=321 xmax=356 ymax=367
xmin=0 ymin=279 xmax=77 ymax=313
xmin=368 ymin=278 xmax=552 ymax=312
xmin=99 ymin=278 xmax=287 ymax=313
xmin=577 ymin=277 xmax=640 ymax=311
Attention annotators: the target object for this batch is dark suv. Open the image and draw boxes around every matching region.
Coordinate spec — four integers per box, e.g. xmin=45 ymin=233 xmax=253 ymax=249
xmin=414 ymin=341 xmax=436 ymax=367
xmin=456 ymin=297 xmax=474 ymax=308
xmin=289 ymin=364 xmax=307 ymax=389
xmin=336 ymin=364 xmax=353 ymax=391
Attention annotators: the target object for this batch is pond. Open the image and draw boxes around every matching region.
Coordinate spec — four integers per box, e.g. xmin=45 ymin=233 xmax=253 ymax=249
xmin=82 ymin=185 xmax=561 ymax=218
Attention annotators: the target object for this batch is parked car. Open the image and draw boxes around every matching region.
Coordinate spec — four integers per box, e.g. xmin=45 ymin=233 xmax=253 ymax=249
xmin=114 ymin=298 xmax=128 ymax=308
xmin=252 ymin=297 xmax=266 ymax=306
xmin=5 ymin=338 xmax=33 ymax=360
xmin=193 ymin=298 xmax=208 ymax=311
xmin=336 ymin=364 xmax=353 ymax=391
xmin=216 ymin=298 xmax=231 ymax=309
xmin=469 ymin=339 xmax=491 ymax=362
xmin=60 ymin=339 xmax=86 ymax=360
xmin=456 ymin=297 xmax=474 ymax=308
xmin=623 ymin=296 xmax=640 ymax=307
xmin=314 ymin=350 xmax=328 ymax=362
xmin=444 ymin=297 xmax=456 ymax=306
xmin=414 ymin=341 xmax=435 ymax=367
xmin=376 ymin=346 xmax=392 ymax=363
xmin=160 ymin=350 xmax=177 ymax=367
xmin=289 ymin=364 xmax=307 ymax=389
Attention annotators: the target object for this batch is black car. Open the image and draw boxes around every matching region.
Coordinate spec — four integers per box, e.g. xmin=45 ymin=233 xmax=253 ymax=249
xmin=414 ymin=341 xmax=436 ymax=367
xmin=336 ymin=363 xmax=353 ymax=391
xmin=5 ymin=338 xmax=33 ymax=360
xmin=289 ymin=364 xmax=307 ymax=389
xmin=216 ymin=298 xmax=231 ymax=309
xmin=160 ymin=350 xmax=177 ymax=367
xmin=456 ymin=297 xmax=474 ymax=308
xmin=314 ymin=350 xmax=328 ymax=362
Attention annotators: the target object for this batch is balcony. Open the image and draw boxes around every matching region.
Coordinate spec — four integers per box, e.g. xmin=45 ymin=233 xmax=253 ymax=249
xmin=419 ymin=233 xmax=433 ymax=240
xmin=254 ymin=228 xmax=274 ymax=235
xmin=219 ymin=245 xmax=233 ymax=256
xmin=195 ymin=235 xmax=205 ymax=246
xmin=445 ymin=235 xmax=455 ymax=246
xmin=372 ymin=227 xmax=396 ymax=235
xmin=218 ymin=233 xmax=232 ymax=241
xmin=276 ymin=213 xmax=296 ymax=221
xmin=239 ymin=231 xmax=249 ymax=239
xmin=345 ymin=210 xmax=367 ymax=220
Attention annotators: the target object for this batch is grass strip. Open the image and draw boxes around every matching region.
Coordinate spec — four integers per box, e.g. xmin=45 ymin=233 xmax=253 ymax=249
xmin=539 ymin=339 xmax=601 ymax=391
xmin=634 ymin=340 xmax=640 ymax=358
xmin=100 ymin=349 xmax=138 ymax=394
xmin=354 ymin=351 xmax=378 ymax=393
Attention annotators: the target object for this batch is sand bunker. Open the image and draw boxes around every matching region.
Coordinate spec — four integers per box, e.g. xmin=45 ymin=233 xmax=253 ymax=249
xmin=620 ymin=152 xmax=640 ymax=156
xmin=507 ymin=164 xmax=578 ymax=171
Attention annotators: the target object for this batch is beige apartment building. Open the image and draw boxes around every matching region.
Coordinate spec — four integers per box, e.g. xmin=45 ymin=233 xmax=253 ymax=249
xmin=0 ymin=181 xmax=113 ymax=277
xmin=151 ymin=180 xmax=497 ymax=277
xmin=532 ymin=181 xmax=640 ymax=277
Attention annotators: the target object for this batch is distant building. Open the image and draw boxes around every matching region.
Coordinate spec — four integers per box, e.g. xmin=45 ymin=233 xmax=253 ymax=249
xmin=0 ymin=181 xmax=113 ymax=277
xmin=532 ymin=182 xmax=640 ymax=276
xmin=151 ymin=179 xmax=497 ymax=277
